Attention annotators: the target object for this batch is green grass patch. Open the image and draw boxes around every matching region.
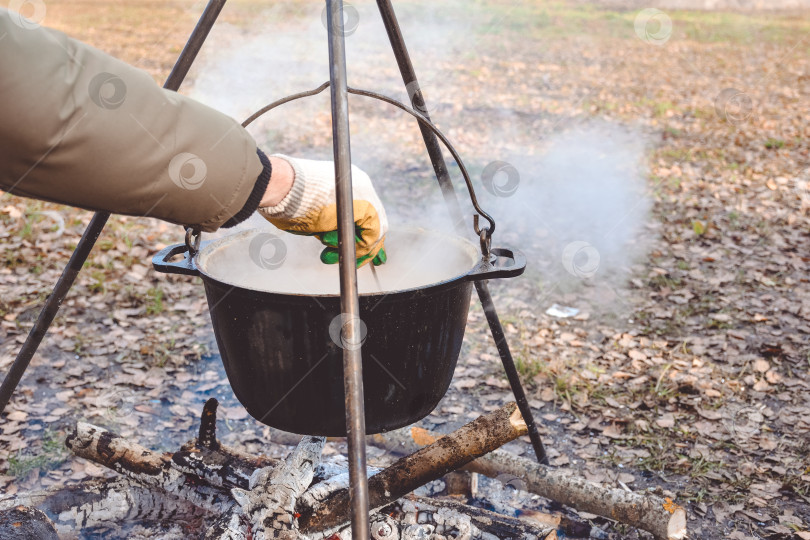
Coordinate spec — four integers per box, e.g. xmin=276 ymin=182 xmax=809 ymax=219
xmin=467 ymin=1 xmax=810 ymax=44
xmin=145 ymin=286 xmax=165 ymax=316
xmin=764 ymin=138 xmax=785 ymax=150
xmin=515 ymin=354 xmax=542 ymax=379
xmin=7 ymin=430 xmax=68 ymax=478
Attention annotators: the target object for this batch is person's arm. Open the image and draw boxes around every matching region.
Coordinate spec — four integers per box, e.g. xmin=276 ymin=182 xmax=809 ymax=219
xmin=0 ymin=8 xmax=270 ymax=232
xmin=0 ymin=9 xmax=388 ymax=265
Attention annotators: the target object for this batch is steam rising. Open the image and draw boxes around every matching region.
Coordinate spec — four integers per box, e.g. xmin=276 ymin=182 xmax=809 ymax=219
xmin=482 ymin=122 xmax=652 ymax=299
xmin=190 ymin=5 xmax=653 ymax=312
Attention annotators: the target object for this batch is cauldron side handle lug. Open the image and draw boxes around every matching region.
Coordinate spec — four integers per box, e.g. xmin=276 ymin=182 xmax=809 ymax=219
xmin=464 ymin=247 xmax=526 ymax=282
xmin=152 ymin=244 xmax=200 ymax=276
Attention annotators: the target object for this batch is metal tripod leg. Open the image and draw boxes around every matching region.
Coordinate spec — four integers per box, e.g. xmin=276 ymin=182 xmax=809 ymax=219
xmin=325 ymin=1 xmax=371 ymax=538
xmin=375 ymin=0 xmax=465 ymax=227
xmin=375 ymin=0 xmax=549 ymax=465
xmin=0 ymin=0 xmax=228 ymax=416
xmin=475 ymin=281 xmax=549 ymax=465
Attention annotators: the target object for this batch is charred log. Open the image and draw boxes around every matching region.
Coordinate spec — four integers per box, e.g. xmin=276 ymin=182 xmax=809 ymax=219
xmin=298 ymin=402 xmax=527 ymax=533
xmin=370 ymin=426 xmax=687 ymax=540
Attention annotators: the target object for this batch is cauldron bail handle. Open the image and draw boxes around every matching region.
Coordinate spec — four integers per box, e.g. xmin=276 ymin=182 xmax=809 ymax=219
xmin=185 ymin=227 xmax=202 ymax=256
xmin=241 ymin=82 xmax=498 ymax=258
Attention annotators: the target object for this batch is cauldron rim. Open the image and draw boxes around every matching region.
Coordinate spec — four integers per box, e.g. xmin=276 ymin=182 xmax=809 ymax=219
xmin=195 ymin=227 xmax=481 ymax=298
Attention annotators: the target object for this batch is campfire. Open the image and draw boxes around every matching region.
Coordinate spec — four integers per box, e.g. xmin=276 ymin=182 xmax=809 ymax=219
xmin=0 ymin=398 xmax=685 ymax=539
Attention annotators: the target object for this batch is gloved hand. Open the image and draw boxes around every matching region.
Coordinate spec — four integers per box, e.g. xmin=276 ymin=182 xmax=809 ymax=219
xmin=258 ymin=155 xmax=388 ymax=267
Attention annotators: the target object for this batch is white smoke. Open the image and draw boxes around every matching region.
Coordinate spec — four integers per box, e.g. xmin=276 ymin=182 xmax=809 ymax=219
xmin=478 ymin=121 xmax=653 ymax=313
xmin=187 ymin=3 xmax=654 ymax=313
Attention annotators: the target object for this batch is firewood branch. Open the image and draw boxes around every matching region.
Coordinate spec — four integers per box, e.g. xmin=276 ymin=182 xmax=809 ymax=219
xmin=232 ymin=435 xmax=325 ymax=539
xmin=0 ymin=478 xmax=207 ymax=535
xmin=370 ymin=426 xmax=687 ymax=540
xmin=298 ymin=401 xmax=527 ymax=533
xmin=65 ymin=422 xmax=235 ymax=514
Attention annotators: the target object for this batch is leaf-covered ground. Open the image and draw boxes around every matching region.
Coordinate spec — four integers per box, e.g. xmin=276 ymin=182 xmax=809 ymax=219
xmin=1 ymin=1 xmax=808 ymax=538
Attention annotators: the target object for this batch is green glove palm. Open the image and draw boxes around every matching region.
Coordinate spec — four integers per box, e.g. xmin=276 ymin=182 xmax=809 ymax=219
xmin=317 ymin=229 xmax=387 ymax=267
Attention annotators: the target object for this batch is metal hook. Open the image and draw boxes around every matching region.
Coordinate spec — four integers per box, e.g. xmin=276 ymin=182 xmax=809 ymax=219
xmin=185 ymin=227 xmax=201 ymax=255
xmin=474 ymin=215 xmax=494 ymax=257
xmin=479 ymin=226 xmax=492 ymax=261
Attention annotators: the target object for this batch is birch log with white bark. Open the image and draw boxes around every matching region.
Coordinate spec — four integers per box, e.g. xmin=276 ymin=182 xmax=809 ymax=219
xmin=65 ymin=422 xmax=235 ymax=515
xmin=309 ymin=497 xmax=558 ymax=540
xmin=230 ymin=435 xmax=325 ymax=540
xmin=405 ymin=496 xmax=558 ymax=540
xmin=0 ymin=478 xmax=207 ymax=535
xmin=370 ymin=426 xmax=687 ymax=540
xmin=298 ymin=402 xmax=527 ymax=533
xmin=173 ymin=399 xmax=278 ymax=493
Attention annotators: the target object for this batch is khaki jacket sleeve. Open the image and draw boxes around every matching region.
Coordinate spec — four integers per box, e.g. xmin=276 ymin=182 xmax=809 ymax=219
xmin=0 ymin=9 xmax=265 ymax=232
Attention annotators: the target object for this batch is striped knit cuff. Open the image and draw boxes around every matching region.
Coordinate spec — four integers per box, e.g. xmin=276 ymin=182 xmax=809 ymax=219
xmin=257 ymin=154 xmax=307 ymax=220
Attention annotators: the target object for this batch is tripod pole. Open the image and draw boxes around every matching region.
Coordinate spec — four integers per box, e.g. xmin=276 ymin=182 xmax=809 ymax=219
xmin=475 ymin=281 xmax=549 ymax=465
xmin=375 ymin=0 xmax=464 ymax=226
xmin=375 ymin=0 xmax=549 ymax=465
xmin=0 ymin=0 xmax=228 ymax=417
xmin=326 ymin=1 xmax=371 ymax=538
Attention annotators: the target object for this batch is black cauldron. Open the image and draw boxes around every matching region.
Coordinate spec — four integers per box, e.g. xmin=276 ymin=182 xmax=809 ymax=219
xmin=153 ymin=227 xmax=524 ymax=436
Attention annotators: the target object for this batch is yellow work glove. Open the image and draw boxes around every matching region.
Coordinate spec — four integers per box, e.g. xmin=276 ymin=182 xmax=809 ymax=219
xmin=258 ymin=155 xmax=388 ymax=267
